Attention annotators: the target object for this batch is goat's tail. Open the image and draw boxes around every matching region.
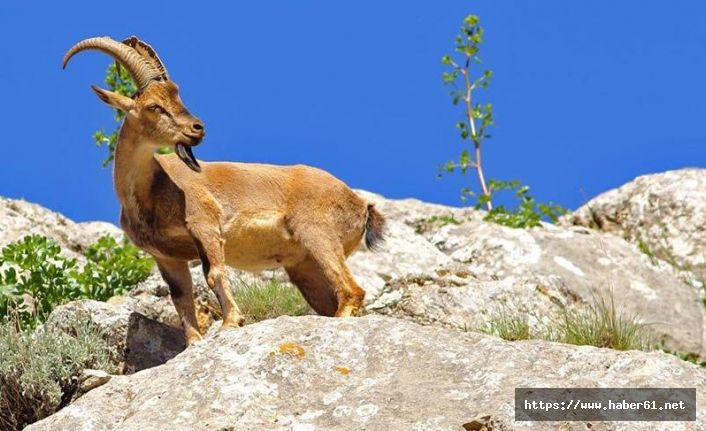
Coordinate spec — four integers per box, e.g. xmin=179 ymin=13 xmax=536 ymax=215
xmin=364 ymin=203 xmax=386 ymax=251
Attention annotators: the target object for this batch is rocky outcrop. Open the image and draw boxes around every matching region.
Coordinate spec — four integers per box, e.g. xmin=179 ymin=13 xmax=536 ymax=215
xmin=371 ymin=219 xmax=705 ymax=354
xmin=347 ymin=218 xmax=452 ymax=299
xmin=9 ymin=172 xmax=706 ymax=430
xmin=347 ymin=191 xmax=479 ymax=299
xmin=44 ymin=300 xmax=185 ymax=374
xmin=31 ymin=185 xmax=699 ymax=358
xmin=562 ymin=168 xmax=706 ymax=278
xmin=0 ymin=196 xmax=122 ymax=260
xmin=27 ymin=315 xmax=706 ymax=431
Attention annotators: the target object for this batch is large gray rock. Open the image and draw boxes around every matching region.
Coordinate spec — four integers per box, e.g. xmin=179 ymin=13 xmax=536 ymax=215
xmin=381 ymin=219 xmax=705 ymax=355
xmin=27 ymin=315 xmax=706 ymax=431
xmin=349 ymin=191 xmax=471 ymax=300
xmin=369 ymin=271 xmax=571 ymax=333
xmin=562 ymin=168 xmax=706 ymax=278
xmin=0 ymin=196 xmax=122 ymax=259
xmin=348 ymin=218 xmax=452 ymax=300
xmin=355 ymin=189 xmax=480 ymax=227
xmin=44 ymin=300 xmax=185 ymax=374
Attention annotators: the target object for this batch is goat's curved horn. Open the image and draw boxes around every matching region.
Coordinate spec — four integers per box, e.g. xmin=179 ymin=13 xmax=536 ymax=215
xmin=121 ymin=36 xmax=169 ymax=81
xmin=63 ymin=36 xmax=163 ymax=91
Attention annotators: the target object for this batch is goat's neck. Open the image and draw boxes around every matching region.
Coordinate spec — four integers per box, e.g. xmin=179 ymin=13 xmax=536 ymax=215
xmin=113 ymin=123 xmax=159 ymax=214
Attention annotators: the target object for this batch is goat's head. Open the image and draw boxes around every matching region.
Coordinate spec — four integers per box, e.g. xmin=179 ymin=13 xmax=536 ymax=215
xmin=63 ymin=36 xmax=204 ymax=172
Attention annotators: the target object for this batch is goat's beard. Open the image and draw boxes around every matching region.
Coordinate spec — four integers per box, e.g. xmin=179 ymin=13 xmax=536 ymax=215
xmin=175 ymin=143 xmax=201 ymax=172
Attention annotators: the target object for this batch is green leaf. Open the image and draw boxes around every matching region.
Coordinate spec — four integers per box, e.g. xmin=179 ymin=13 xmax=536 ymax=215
xmin=459 ymin=149 xmax=470 ymax=171
xmin=464 ymin=15 xmax=480 ymax=26
xmin=442 ymin=71 xmax=457 ymax=84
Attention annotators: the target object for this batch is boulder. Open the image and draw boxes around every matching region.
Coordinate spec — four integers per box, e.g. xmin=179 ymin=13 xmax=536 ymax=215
xmin=562 ymin=168 xmax=706 ymax=278
xmin=378 ymin=219 xmax=705 ymax=355
xmin=74 ymin=369 xmax=112 ymax=401
xmin=348 ymin=190 xmax=470 ymax=299
xmin=44 ymin=299 xmax=185 ymax=374
xmin=355 ymin=189 xmax=480 ymax=227
xmin=348 ymin=218 xmax=452 ymax=300
xmin=0 ymin=196 xmax=122 ymax=260
xmin=26 ymin=315 xmax=706 ymax=431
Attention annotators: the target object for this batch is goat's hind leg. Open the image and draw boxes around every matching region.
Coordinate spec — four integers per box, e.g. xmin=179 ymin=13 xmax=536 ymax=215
xmin=286 ymin=238 xmax=365 ymax=318
xmin=188 ymin=224 xmax=245 ymax=329
xmin=156 ymin=257 xmax=202 ymax=346
xmin=330 ymin=260 xmax=365 ymax=317
xmin=286 ymin=257 xmax=338 ymax=317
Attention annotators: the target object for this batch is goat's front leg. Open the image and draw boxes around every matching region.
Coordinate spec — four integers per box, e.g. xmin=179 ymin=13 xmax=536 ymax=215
xmin=188 ymin=223 xmax=245 ymax=329
xmin=156 ymin=257 xmax=202 ymax=346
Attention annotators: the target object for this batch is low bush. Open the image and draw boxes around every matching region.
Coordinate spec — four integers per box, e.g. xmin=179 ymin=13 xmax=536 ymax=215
xmin=0 ymin=234 xmax=153 ymax=328
xmin=0 ymin=320 xmax=114 ymax=431
xmin=478 ymin=180 xmax=568 ymax=229
xmin=74 ymin=235 xmax=154 ymax=301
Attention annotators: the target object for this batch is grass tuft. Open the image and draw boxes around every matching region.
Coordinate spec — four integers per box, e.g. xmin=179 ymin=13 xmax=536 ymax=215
xmin=230 ymin=278 xmax=312 ymax=324
xmin=480 ymin=309 xmax=531 ymax=341
xmin=481 ymin=293 xmax=652 ymax=352
xmin=555 ymin=294 xmax=651 ymax=351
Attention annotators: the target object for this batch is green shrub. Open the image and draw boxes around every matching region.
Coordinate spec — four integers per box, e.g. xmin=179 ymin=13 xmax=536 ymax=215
xmin=230 ymin=278 xmax=311 ymax=324
xmin=73 ymin=235 xmax=154 ymax=301
xmin=0 ymin=320 xmax=114 ymax=431
xmin=93 ymin=63 xmax=136 ymax=166
xmin=0 ymin=236 xmax=80 ymax=328
xmin=0 ymin=234 xmax=153 ymax=328
xmin=438 ymin=14 xmax=569 ymax=228
xmin=479 ymin=180 xmax=568 ymax=228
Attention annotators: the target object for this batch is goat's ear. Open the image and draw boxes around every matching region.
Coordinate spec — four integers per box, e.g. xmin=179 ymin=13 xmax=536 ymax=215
xmin=91 ymin=85 xmax=135 ymax=112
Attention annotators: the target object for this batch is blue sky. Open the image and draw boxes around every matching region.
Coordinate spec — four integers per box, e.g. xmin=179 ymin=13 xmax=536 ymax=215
xmin=1 ymin=1 xmax=704 ymax=223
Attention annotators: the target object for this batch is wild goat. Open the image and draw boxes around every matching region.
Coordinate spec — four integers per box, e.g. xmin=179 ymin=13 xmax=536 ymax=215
xmin=63 ymin=36 xmax=385 ymax=345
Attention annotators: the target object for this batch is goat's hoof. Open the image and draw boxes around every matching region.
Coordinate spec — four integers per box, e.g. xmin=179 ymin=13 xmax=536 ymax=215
xmin=220 ymin=317 xmax=245 ymax=331
xmin=352 ymin=307 xmax=366 ymax=317
xmin=335 ymin=304 xmax=365 ymax=318
xmin=185 ymin=332 xmax=203 ymax=347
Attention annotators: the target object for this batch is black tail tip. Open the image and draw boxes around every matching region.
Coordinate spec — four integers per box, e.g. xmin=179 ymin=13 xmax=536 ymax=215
xmin=365 ymin=204 xmax=386 ymax=251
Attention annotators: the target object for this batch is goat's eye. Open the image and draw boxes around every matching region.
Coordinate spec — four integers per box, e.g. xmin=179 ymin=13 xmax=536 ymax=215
xmin=147 ymin=104 xmax=163 ymax=112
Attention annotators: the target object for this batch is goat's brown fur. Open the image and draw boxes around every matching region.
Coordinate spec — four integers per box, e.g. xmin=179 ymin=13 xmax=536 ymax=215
xmin=66 ymin=37 xmax=385 ymax=345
